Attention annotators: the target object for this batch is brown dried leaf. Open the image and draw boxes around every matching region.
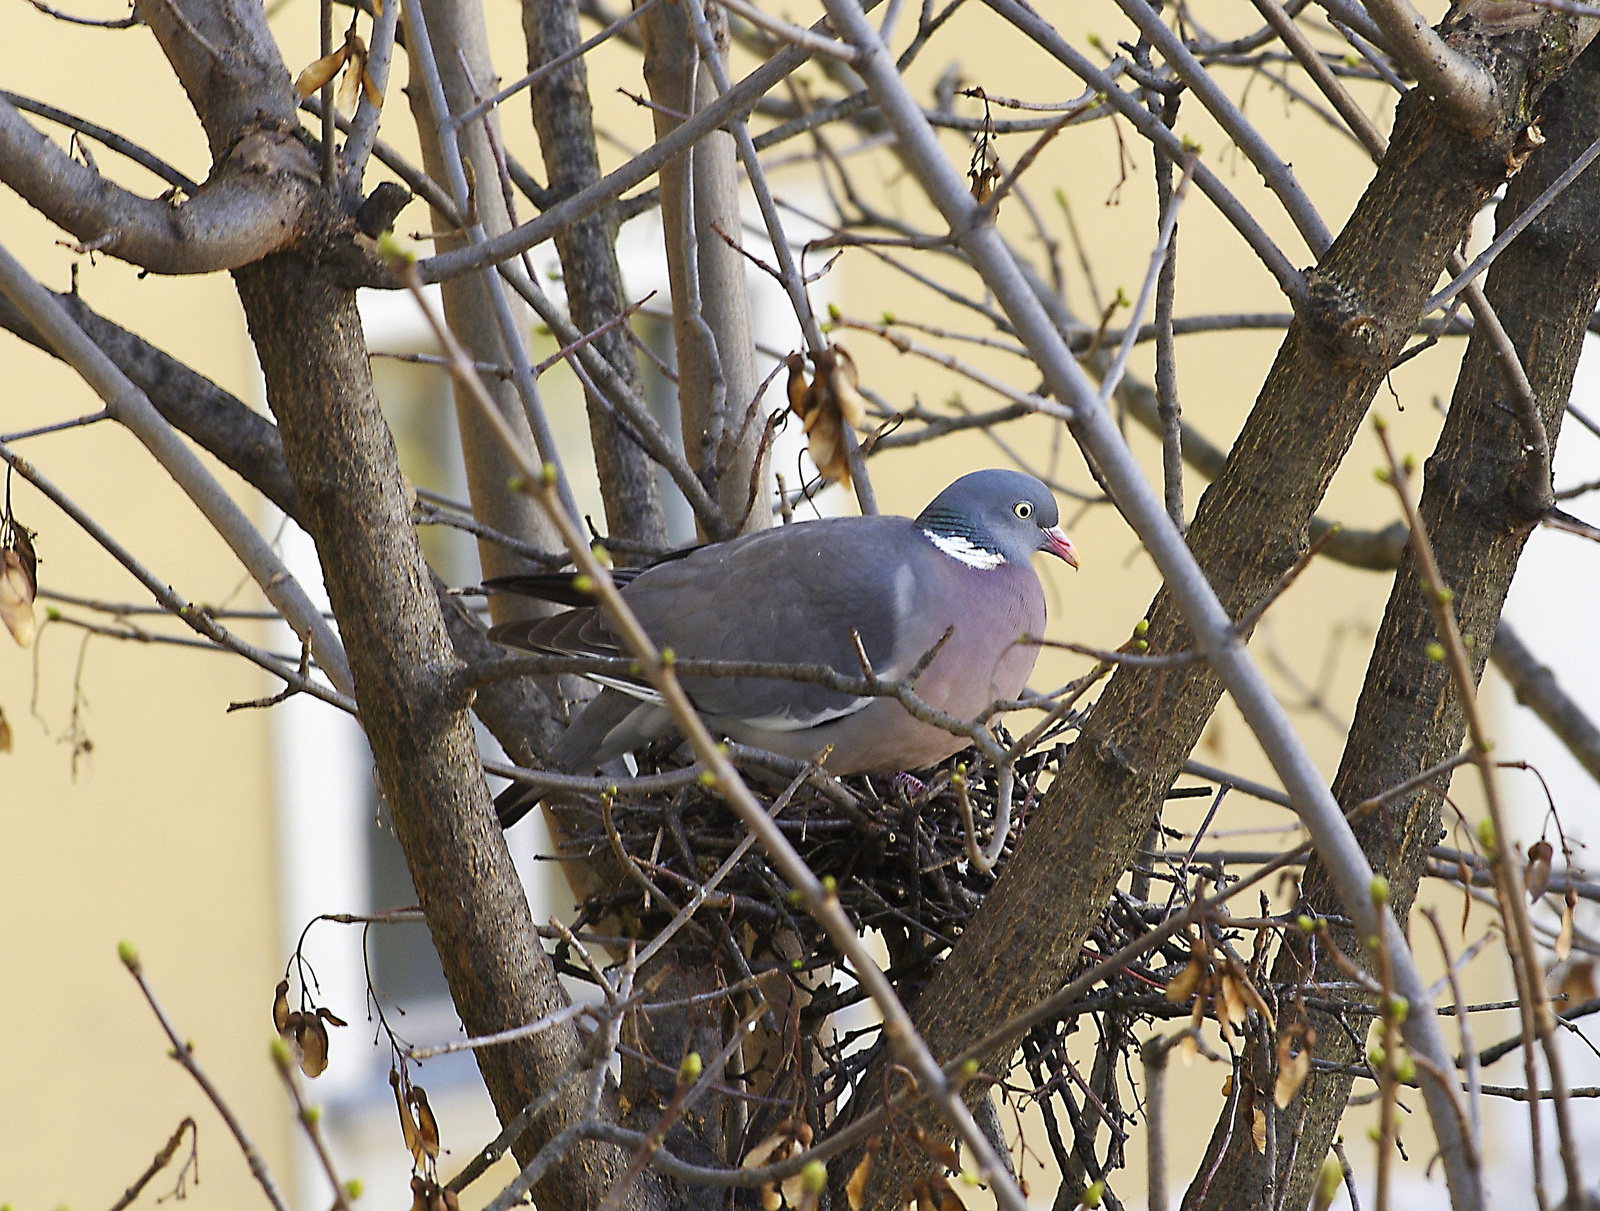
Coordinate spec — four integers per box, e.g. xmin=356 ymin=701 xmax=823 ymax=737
xmin=743 ymin=1131 xmax=788 ymax=1170
xmin=1220 ymin=973 xmax=1249 ymax=1030
xmin=785 ymin=347 xmax=865 ymax=486
xmin=294 ymin=46 xmax=349 ymax=100
xmin=1557 ymin=899 xmax=1575 ymax=962
xmin=411 ymin=1087 xmax=440 ymax=1159
xmin=1165 ymin=956 xmax=1203 ymax=1003
xmin=1275 ymin=1029 xmax=1313 ymax=1109
xmin=785 ymin=352 xmax=810 ymax=414
xmin=846 ymin=1139 xmax=881 ymax=1210
xmin=1561 ymin=959 xmax=1597 ymax=1005
xmin=393 ymin=1068 xmax=423 ymax=1166
xmin=1 ymin=534 xmax=38 ymax=647
xmin=827 ymin=345 xmax=868 ymax=429
xmin=1233 ymin=968 xmax=1276 ymax=1029
xmin=296 ymin=1014 xmax=329 ymax=1078
xmin=272 ymin=979 xmax=291 ymax=1034
xmin=1252 ymin=1106 xmax=1267 ymax=1154
xmin=336 ymin=59 xmax=364 ymax=115
xmin=362 ymin=64 xmax=385 ymax=109
xmin=1179 ymin=1030 xmax=1199 ymax=1066
xmin=1526 ymin=840 xmax=1554 ymax=902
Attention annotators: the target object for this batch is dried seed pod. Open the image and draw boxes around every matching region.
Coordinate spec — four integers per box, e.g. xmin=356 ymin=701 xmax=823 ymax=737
xmin=846 ymin=1138 xmax=881 ymax=1210
xmin=785 ymin=346 xmax=867 ymax=486
xmin=392 ymin=1068 xmax=423 ymax=1167
xmin=294 ymin=46 xmax=349 ymax=99
xmin=1219 ymin=973 xmax=1249 ymax=1031
xmin=296 ymin=1014 xmax=330 ymax=1078
xmin=0 ymin=516 xmax=37 ymax=648
xmin=411 ymin=1087 xmax=441 ymax=1160
xmin=1560 ymin=958 xmax=1597 ymax=1005
xmin=272 ymin=980 xmax=291 ymax=1035
xmin=1525 ymin=839 xmax=1554 ymax=902
xmin=1274 ymin=1024 xmax=1315 ymax=1109
xmin=1252 ymin=1106 xmax=1268 ymax=1154
xmin=1164 ymin=955 xmax=1203 ymax=1003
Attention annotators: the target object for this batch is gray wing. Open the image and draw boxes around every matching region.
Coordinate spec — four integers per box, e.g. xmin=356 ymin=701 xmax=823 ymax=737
xmin=488 ymin=516 xmax=928 ymax=730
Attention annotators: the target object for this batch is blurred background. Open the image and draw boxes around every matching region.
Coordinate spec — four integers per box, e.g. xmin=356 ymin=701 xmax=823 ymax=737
xmin=2 ymin=0 xmax=1597 ymax=1206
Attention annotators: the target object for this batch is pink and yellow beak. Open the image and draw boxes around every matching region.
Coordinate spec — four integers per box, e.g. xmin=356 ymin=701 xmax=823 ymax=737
xmin=1042 ymin=526 xmax=1078 ymax=569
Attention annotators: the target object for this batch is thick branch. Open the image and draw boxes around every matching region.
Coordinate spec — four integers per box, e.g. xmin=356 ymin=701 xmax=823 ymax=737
xmin=1492 ymin=621 xmax=1600 ymax=784
xmin=522 ymin=0 xmax=668 ymax=547
xmin=843 ymin=1 xmax=1587 ymax=1204
xmin=1364 ymin=0 xmax=1499 ymax=132
xmin=1190 ymin=35 xmax=1600 ymax=1210
xmin=232 ymin=247 xmax=641 ymax=1211
xmin=638 ymin=0 xmax=767 ymax=533
xmin=0 ymin=95 xmax=316 ymax=275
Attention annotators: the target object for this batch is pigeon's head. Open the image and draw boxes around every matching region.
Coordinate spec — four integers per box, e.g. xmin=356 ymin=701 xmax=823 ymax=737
xmin=916 ymin=469 xmax=1078 ymax=569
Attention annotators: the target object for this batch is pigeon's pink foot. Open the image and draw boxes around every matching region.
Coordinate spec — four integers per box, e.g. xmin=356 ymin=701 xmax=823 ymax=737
xmin=891 ymin=771 xmax=928 ymax=800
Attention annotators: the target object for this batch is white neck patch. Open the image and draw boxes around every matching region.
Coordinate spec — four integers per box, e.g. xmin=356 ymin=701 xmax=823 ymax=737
xmin=922 ymin=529 xmax=1005 ymax=569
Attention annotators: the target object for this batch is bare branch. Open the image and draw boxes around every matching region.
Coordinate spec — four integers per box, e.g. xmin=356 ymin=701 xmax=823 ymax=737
xmin=819 ymin=2 xmax=1486 ymax=1204
xmin=1492 ymin=621 xmax=1600 ymax=784
xmin=0 ymin=94 xmax=315 ymax=274
xmin=1361 ymin=0 xmax=1499 ymax=132
xmin=120 ymin=945 xmax=291 ymax=1211
xmin=0 ymin=243 xmax=352 ymax=692
xmin=417 ymin=0 xmax=885 ymax=285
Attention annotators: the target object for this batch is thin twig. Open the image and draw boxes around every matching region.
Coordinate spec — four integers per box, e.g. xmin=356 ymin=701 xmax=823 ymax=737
xmin=119 ymin=945 xmax=290 ymax=1211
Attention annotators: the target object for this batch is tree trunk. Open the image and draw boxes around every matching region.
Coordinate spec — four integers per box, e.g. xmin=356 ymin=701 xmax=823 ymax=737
xmin=408 ymin=0 xmax=568 ymax=625
xmin=523 ymin=0 xmax=669 ymax=549
xmin=233 ymin=252 xmax=665 ymax=1211
xmin=1187 ymin=37 xmax=1600 ymax=1211
xmin=637 ymin=0 xmax=768 ymax=536
xmin=852 ymin=6 xmax=1588 ymax=1202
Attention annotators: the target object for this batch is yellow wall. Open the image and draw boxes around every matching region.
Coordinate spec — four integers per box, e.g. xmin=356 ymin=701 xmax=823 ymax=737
xmin=0 ymin=10 xmax=290 ymax=1211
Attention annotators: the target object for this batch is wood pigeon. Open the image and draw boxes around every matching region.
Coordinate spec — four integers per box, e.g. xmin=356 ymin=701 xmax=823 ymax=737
xmin=487 ymin=468 xmax=1076 ymax=808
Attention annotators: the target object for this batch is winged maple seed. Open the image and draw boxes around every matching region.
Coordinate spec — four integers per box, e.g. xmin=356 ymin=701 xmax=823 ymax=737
xmin=295 ymin=23 xmax=383 ymax=114
xmin=1525 ymin=838 xmax=1554 ymax=902
xmin=785 ymin=345 xmax=868 ymax=486
xmin=0 ymin=504 xmax=38 ymax=648
xmin=0 ymin=706 xmax=11 ymax=753
xmin=391 ymin=1066 xmax=442 ymax=1177
xmin=742 ymin=1116 xmax=815 ymax=1211
xmin=271 ymin=978 xmax=347 ymax=1078
xmin=408 ymin=1174 xmax=459 ymax=1211
xmin=845 ymin=1137 xmax=881 ymax=1210
xmin=1275 ymin=1020 xmax=1316 ymax=1108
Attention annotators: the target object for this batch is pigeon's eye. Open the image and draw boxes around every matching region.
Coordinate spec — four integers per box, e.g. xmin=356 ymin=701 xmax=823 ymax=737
xmin=1013 ymin=501 xmax=1033 ymax=520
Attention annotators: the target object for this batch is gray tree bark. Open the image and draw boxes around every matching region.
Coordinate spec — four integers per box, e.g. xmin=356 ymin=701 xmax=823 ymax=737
xmin=408 ymin=0 xmax=567 ymax=625
xmin=850 ymin=3 xmax=1591 ymax=1203
xmin=523 ymin=0 xmax=669 ymax=550
xmin=1188 ymin=35 xmax=1600 ymax=1211
xmin=637 ymin=0 xmax=768 ymax=536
